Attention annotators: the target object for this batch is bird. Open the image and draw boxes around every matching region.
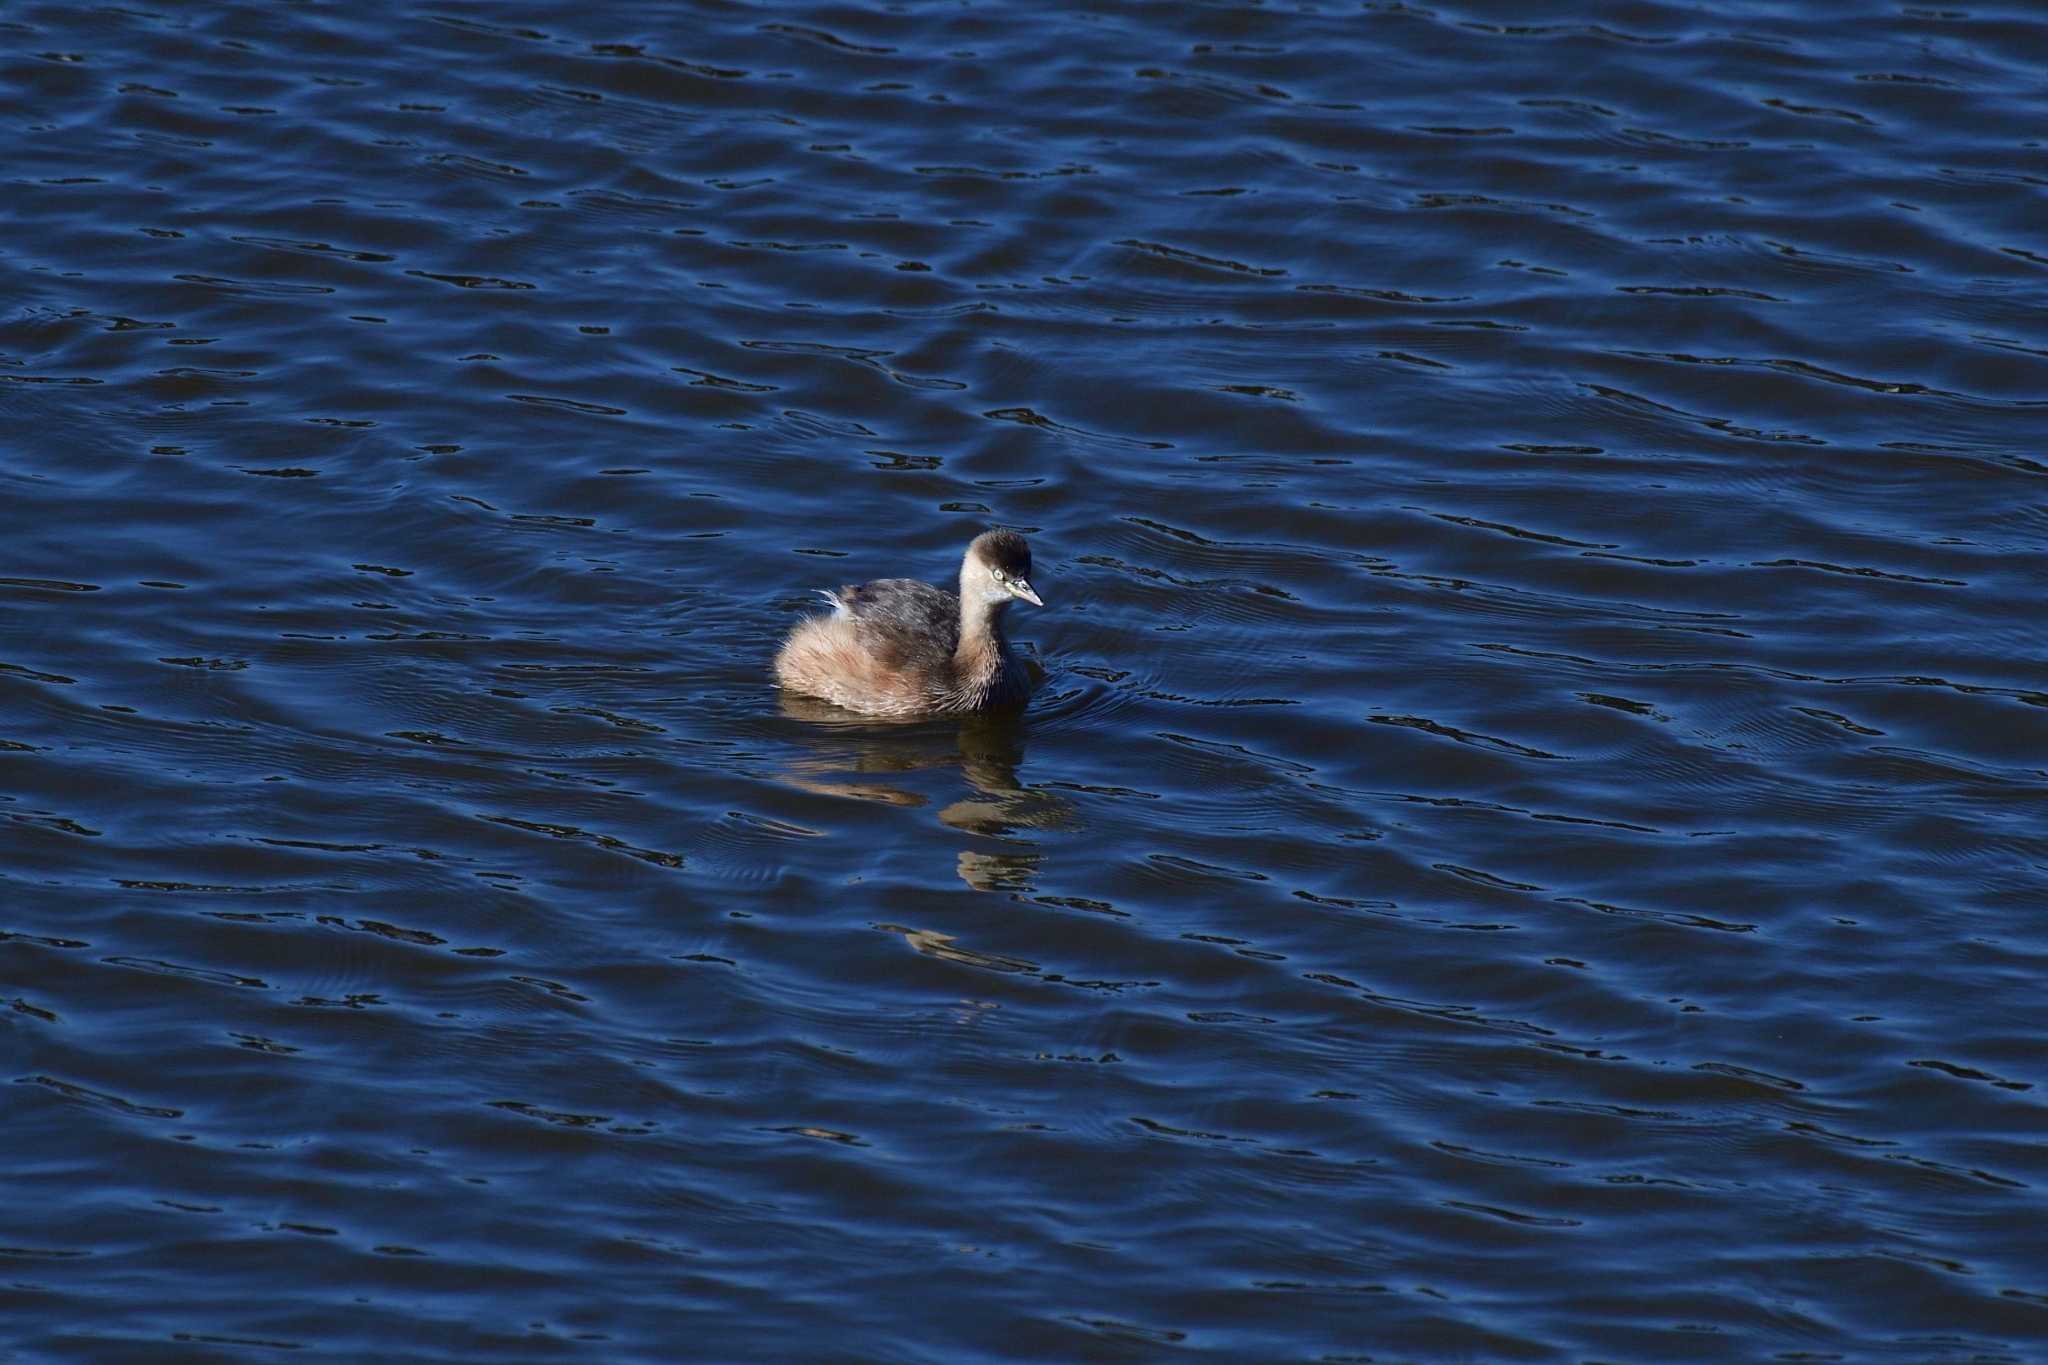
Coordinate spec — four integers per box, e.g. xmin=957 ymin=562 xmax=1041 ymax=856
xmin=774 ymin=530 xmax=1043 ymax=717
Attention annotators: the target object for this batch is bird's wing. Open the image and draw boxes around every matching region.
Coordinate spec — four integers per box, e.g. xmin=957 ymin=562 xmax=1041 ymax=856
xmin=836 ymin=578 xmax=960 ymax=670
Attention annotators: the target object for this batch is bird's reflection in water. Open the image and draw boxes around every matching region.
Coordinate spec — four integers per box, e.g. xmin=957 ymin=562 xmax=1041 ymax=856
xmin=776 ymin=692 xmax=1073 ymax=891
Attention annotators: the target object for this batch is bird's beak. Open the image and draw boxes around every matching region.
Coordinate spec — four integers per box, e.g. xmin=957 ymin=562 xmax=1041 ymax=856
xmin=1011 ymin=579 xmax=1043 ymax=607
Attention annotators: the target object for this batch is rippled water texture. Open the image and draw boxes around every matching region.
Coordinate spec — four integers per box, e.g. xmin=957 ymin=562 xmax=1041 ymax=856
xmin=5 ymin=1 xmax=2046 ymax=1359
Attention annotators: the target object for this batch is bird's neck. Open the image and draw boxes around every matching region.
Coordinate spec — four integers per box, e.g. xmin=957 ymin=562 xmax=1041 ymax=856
xmin=955 ymin=582 xmax=1009 ymax=666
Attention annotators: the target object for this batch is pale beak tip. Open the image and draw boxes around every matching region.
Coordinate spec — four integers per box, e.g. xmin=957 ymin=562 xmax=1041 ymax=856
xmin=1014 ymin=580 xmax=1043 ymax=607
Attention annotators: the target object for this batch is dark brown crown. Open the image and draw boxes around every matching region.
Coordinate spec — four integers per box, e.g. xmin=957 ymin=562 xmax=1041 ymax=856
xmin=969 ymin=530 xmax=1032 ymax=578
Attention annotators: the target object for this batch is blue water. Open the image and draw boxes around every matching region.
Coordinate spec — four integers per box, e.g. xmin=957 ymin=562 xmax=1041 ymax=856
xmin=4 ymin=2 xmax=2045 ymax=1359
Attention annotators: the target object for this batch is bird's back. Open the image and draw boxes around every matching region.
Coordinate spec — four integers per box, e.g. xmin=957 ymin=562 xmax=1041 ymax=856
xmin=833 ymin=577 xmax=961 ymax=673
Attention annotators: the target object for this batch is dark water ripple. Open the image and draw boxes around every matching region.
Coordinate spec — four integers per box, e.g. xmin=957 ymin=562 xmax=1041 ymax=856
xmin=4 ymin=0 xmax=2046 ymax=1359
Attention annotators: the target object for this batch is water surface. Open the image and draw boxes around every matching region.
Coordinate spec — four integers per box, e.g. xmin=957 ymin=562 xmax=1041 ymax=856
xmin=4 ymin=1 xmax=2046 ymax=1360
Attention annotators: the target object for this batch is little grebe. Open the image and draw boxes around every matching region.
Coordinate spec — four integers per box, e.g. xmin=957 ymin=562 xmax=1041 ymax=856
xmin=774 ymin=530 xmax=1043 ymax=717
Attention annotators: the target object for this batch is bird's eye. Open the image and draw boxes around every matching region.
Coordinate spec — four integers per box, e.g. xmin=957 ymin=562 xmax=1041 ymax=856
xmin=992 ymin=570 xmax=1007 ymax=583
